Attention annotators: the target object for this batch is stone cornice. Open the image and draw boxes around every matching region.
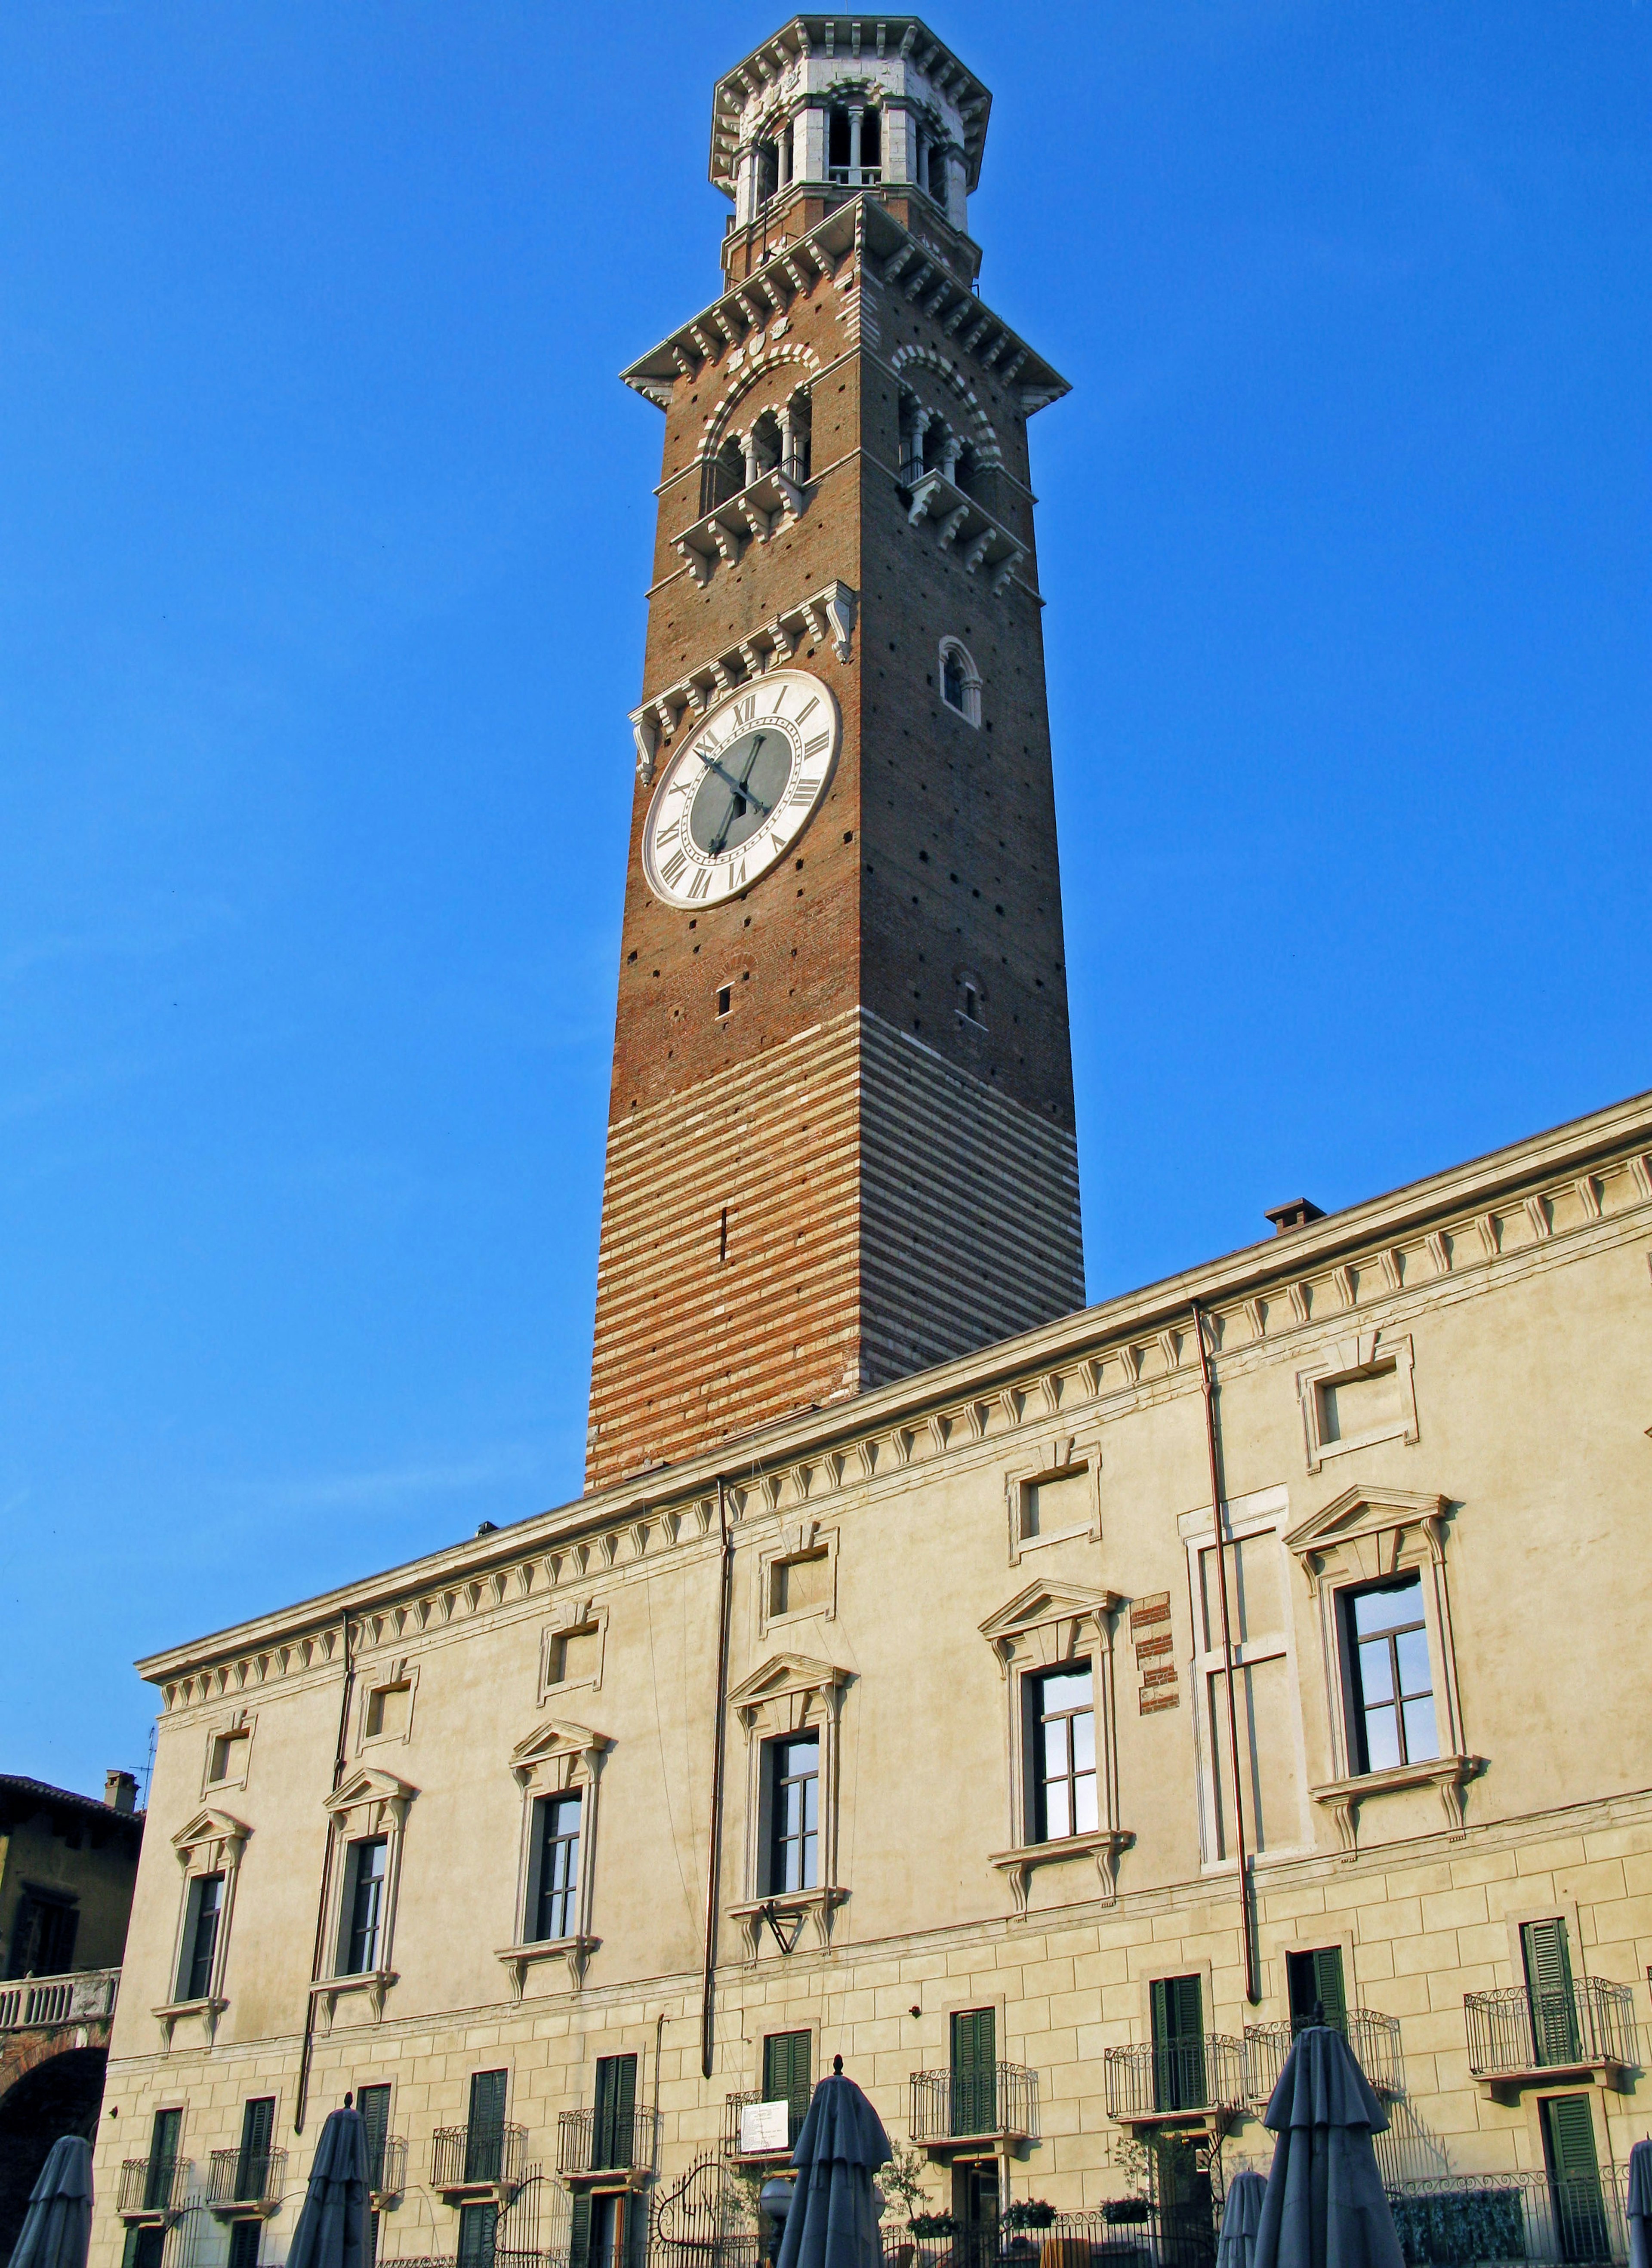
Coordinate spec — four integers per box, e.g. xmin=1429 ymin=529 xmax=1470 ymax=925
xmin=138 ymin=1078 xmax=1652 ymax=1700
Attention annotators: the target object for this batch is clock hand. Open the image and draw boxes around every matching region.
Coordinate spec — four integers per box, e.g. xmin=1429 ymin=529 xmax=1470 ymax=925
xmin=701 ymin=736 xmax=776 ymax=854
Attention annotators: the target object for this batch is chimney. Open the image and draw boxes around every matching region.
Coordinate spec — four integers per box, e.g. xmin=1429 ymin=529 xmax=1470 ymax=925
xmin=1264 ymin=1197 xmax=1324 ymax=1236
xmin=105 ymin=1770 xmax=138 ymax=1815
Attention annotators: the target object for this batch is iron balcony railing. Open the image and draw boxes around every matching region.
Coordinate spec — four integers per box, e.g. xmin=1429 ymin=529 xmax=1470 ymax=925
xmin=207 ymin=2148 xmax=286 ymax=2210
xmin=909 ymin=2064 xmax=1039 ymax=2144
xmin=1464 ymin=1979 xmax=1637 ymax=2078
xmin=1101 ymin=2036 xmax=1247 ymax=2123
xmin=556 ymin=2106 xmax=660 ymax=2178
xmin=1384 ymin=2170 xmax=1630 ymax=2266
xmin=878 ymin=2215 xmax=1162 ymax=2268
xmin=0 ymin=1966 xmax=121 ymax=2031
xmin=368 ymin=2135 xmax=408 ymax=2197
xmin=118 ymin=2157 xmax=188 ymax=2216
xmin=1244 ymin=2009 xmax=1404 ymax=2101
xmin=431 ymin=2121 xmax=528 ymax=2191
xmin=722 ymin=2091 xmax=805 ymax=2158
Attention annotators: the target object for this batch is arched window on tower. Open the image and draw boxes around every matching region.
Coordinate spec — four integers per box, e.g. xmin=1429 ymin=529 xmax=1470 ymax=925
xmin=861 ymin=108 xmax=881 ymax=181
xmin=927 ymin=141 xmax=949 ymax=204
xmin=702 ymin=436 xmax=746 ymax=514
xmin=939 ymin=639 xmax=982 ymax=728
xmin=827 ymin=107 xmax=851 ymax=180
xmin=782 ymin=390 xmax=812 ymax=485
xmin=756 ymin=139 xmax=780 ymax=205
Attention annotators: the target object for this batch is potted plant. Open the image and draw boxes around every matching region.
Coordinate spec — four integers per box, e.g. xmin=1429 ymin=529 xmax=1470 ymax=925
xmin=878 ymin=2142 xmax=934 ymax=2268
xmin=1101 ymin=2199 xmax=1153 ymax=2226
xmin=909 ymin=2213 xmax=961 ymax=2240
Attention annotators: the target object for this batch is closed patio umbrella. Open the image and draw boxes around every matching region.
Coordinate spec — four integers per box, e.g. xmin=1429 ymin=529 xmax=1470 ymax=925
xmin=287 ymin=2103 xmax=370 ymax=2268
xmin=1627 ymin=2139 xmax=1652 ymax=2268
xmin=777 ymin=2057 xmax=890 ymax=2268
xmin=10 ymin=2135 xmax=93 ymax=2268
xmin=1252 ymin=2025 xmax=1404 ymax=2268
xmin=1215 ymin=2170 xmax=1268 ymax=2268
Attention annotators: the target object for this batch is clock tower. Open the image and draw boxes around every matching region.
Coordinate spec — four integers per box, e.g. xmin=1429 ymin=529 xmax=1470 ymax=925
xmin=588 ymin=15 xmax=1084 ymax=1489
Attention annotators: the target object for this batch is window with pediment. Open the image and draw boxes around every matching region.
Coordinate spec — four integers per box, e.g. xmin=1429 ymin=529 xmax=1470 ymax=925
xmin=497 ymin=1719 xmax=610 ymax=1998
xmin=978 ymin=1582 xmax=1129 ymax=1915
xmin=311 ymin=1768 xmax=416 ymax=2028
xmin=158 ymin=1807 xmax=250 ymax=2045
xmin=1285 ymin=1484 xmax=1481 ymax=1852
xmin=726 ymin=1653 xmax=851 ymax=1959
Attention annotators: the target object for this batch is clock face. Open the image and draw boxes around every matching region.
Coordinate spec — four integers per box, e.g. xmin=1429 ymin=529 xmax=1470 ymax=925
xmin=642 ymin=669 xmax=841 ymax=910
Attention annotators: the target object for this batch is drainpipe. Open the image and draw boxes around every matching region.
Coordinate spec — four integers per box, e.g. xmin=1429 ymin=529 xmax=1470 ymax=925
xmin=1190 ymin=1302 xmax=1261 ymax=2006
xmin=700 ymin=1478 xmax=736 ymax=2079
xmin=295 ymin=1609 xmax=356 ymax=2133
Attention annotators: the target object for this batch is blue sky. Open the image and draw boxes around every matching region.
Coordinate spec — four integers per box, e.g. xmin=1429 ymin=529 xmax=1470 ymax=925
xmin=3 ymin=3 xmax=1648 ymax=1800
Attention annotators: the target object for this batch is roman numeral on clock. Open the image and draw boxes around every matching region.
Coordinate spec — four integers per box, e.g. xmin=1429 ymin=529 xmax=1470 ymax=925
xmin=802 ymin=732 xmax=831 ymax=760
xmin=687 ymin=868 xmax=712 ymax=901
xmin=659 ymin=846 xmax=688 ymax=889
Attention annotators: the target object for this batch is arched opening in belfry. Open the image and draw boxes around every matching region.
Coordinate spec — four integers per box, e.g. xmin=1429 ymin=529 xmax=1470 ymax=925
xmin=0 ymin=2045 xmax=108 ymax=2264
xmin=702 ymin=436 xmax=745 ymax=514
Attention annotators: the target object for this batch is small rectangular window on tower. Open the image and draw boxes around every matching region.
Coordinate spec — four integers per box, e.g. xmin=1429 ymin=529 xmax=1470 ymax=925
xmin=716 ymin=985 xmax=732 ymax=1017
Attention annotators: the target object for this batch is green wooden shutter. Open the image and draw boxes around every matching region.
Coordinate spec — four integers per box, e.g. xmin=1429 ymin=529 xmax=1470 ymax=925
xmin=950 ymin=2009 xmax=996 ymax=2136
xmin=568 ymin=2192 xmax=593 ymax=2268
xmin=763 ymin=2032 xmax=812 ymax=2142
xmin=1522 ymin=1921 xmax=1580 ymax=2066
xmin=1288 ymin=1948 xmax=1347 ymax=2032
xmin=358 ymin=2085 xmax=391 ymax=2191
xmin=1542 ymin=2096 xmax=1607 ymax=2262
xmin=237 ymin=2099 xmax=274 ymax=2197
xmin=595 ymin=2053 xmax=638 ymax=2169
xmin=1150 ymin=1977 xmax=1205 ymax=2113
xmin=466 ymin=2071 xmax=507 ymax=2182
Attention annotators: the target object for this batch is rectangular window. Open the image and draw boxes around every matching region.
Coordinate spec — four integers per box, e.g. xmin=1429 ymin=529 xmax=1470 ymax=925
xmin=769 ymin=1551 xmax=831 ymax=1618
xmin=364 ymin=1684 xmax=410 ymax=1741
xmin=1317 ymin=1363 xmax=1402 ymax=1446
xmin=550 ymin=1626 xmax=601 ymax=1686
xmin=767 ymin=1735 xmax=819 ymax=1893
xmin=1540 ymin=2096 xmax=1609 ymax=2264
xmin=145 ymin=2109 xmax=183 ymax=2213
xmin=1287 ymin=1947 xmax=1347 ymax=2034
xmin=593 ymin=2053 xmax=638 ymax=2172
xmin=1523 ymin=1920 xmax=1581 ymax=2067
xmin=235 ymin=2098 xmax=274 ymax=2201
xmin=227 ymin=2224 xmax=261 ymax=2268
xmin=458 ymin=2202 xmax=498 ymax=2268
xmin=6 ymin=1892 xmax=78 ymax=1980
xmin=1021 ymin=1468 xmax=1089 ymax=1542
xmin=949 ymin=2008 xmax=998 ymax=2138
xmin=123 ymin=2231 xmax=165 ymax=2268
xmin=1150 ymin=1976 xmax=1207 ymax=2114
xmin=1343 ymin=1576 xmax=1438 ymax=1771
xmin=342 ymin=1839 xmax=388 ymax=1975
xmin=208 ymin=1731 xmax=249 ymax=1785
xmin=761 ymin=2031 xmax=812 ymax=2144
xmin=1028 ymin=1665 xmax=1097 ymax=1841
xmin=530 ymin=1793 xmax=582 ymax=1943
xmin=178 ymin=1874 xmax=224 ymax=2002
xmin=465 ymin=2070 xmax=508 ymax=2185
xmin=358 ymin=2084 xmax=391 ymax=2193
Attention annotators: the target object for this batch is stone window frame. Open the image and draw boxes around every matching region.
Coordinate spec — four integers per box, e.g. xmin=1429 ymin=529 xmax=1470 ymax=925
xmin=978 ymin=1581 xmax=1129 ymax=1916
xmin=1296 ymin=1330 xmax=1419 ymax=1475
xmin=1284 ymin=1484 xmax=1482 ymax=1853
xmin=937 ymin=637 xmax=983 ymax=727
xmin=756 ymin=1518 xmax=839 ymax=1638
xmin=725 ymin=1652 xmax=852 ymax=1960
xmin=156 ymin=1806 xmax=251 ymax=2048
xmin=356 ymin=1657 xmax=420 ymax=1754
xmin=538 ymin=1599 xmax=610 ymax=1708
xmin=1179 ymin=1483 xmax=1315 ymax=1871
xmin=310 ymin=1767 xmax=417 ymax=2030
xmin=200 ymin=1708 xmax=256 ymax=1799
xmin=495 ymin=1718 xmax=611 ymax=2000
xmin=1003 ymin=1434 xmax=1101 ymax=1567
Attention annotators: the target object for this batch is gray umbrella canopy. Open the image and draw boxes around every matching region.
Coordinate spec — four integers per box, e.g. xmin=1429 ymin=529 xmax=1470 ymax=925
xmin=1252 ymin=2026 xmax=1405 ymax=2268
xmin=1627 ymin=2138 xmax=1652 ymax=2268
xmin=10 ymin=2135 xmax=93 ymax=2268
xmin=1215 ymin=2170 xmax=1269 ymax=2268
xmin=287 ymin=2106 xmax=371 ymax=2268
xmin=776 ymin=2062 xmax=891 ymax=2268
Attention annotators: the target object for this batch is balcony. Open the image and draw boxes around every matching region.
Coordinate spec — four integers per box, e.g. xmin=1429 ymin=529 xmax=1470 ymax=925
xmin=1101 ymin=2037 xmax=1247 ymax=2132
xmin=207 ymin=2148 xmax=287 ymax=2216
xmin=1245 ymin=2010 xmax=1404 ymax=2103
xmin=117 ymin=2157 xmax=188 ymax=2219
xmin=672 ymin=469 xmax=807 ymax=588
xmin=909 ymin=2065 xmax=1039 ymax=2153
xmin=0 ymin=1966 xmax=120 ymax=2031
xmin=827 ymin=167 xmax=883 ymax=188
xmin=1464 ymin=1980 xmax=1637 ymax=2102
xmin=555 ymin=2107 xmax=659 ymax=2185
xmin=1384 ymin=2171 xmax=1630 ymax=2266
xmin=430 ymin=2122 xmax=527 ymax=2197
xmin=367 ymin=2135 xmax=407 ymax=2203
xmin=901 ymin=471 xmax=1029 ymax=597
xmin=723 ymin=2092 xmax=804 ymax=2162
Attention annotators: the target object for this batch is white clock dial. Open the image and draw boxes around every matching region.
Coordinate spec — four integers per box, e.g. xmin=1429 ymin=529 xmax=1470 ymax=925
xmin=641 ymin=669 xmax=841 ymax=910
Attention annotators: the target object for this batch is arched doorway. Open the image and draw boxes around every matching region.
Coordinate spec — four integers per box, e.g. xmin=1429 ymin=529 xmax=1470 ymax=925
xmin=0 ymin=2045 xmax=107 ymax=2264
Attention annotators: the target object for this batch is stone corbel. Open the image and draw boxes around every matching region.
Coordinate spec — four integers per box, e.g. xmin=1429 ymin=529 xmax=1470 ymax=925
xmin=152 ymin=1995 xmax=228 ymax=2054
xmin=629 ymin=710 xmax=658 ymax=785
xmin=822 ymin=582 xmax=856 ymax=661
xmin=989 ymin=1830 xmax=1133 ymax=1918
xmin=307 ymin=1968 xmax=397 ymax=2031
xmin=1312 ymin=1755 xmax=1485 ymax=1856
xmin=729 ymin=1886 xmax=848 ymax=1962
xmin=494 ymin=1936 xmax=599 ymax=2002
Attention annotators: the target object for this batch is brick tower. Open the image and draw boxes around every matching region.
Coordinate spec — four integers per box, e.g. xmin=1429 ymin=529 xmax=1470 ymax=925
xmin=587 ymin=15 xmax=1084 ymax=1489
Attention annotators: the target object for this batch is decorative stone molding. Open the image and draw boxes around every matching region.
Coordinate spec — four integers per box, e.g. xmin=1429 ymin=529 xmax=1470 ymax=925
xmin=157 ymin=1807 xmax=250 ymax=2049
xmin=1295 ymin=1330 xmax=1419 ymax=1474
xmin=356 ymin=1657 xmax=418 ymax=1753
xmin=497 ymin=1717 xmax=609 ymax=1997
xmin=200 ymin=1707 xmax=256 ymax=1797
xmin=979 ymin=1582 xmax=1127 ymax=1914
xmin=312 ymin=1767 xmax=416 ymax=2026
xmin=538 ymin=1598 xmax=609 ymax=1706
xmin=1311 ymin=1754 xmax=1486 ymax=1855
xmin=1002 ymin=1436 xmax=1100 ymax=1566
xmin=756 ymin=1518 xmax=839 ymax=1636
xmin=630 ymin=582 xmax=857 ymax=770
